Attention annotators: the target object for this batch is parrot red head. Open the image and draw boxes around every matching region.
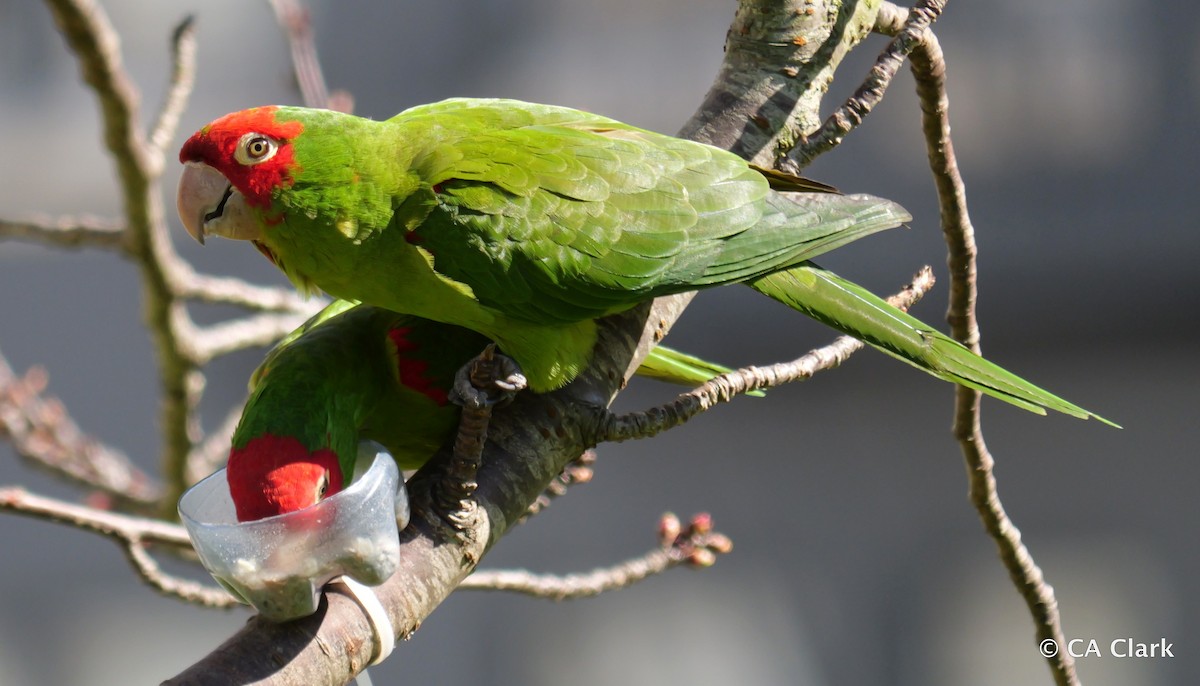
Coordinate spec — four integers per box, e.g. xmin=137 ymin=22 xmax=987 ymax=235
xmin=226 ymin=434 xmax=344 ymax=522
xmin=177 ymin=107 xmax=304 ymax=245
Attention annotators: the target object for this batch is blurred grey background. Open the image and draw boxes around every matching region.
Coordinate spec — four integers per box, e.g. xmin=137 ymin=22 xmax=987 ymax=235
xmin=0 ymin=1 xmax=1195 ymax=684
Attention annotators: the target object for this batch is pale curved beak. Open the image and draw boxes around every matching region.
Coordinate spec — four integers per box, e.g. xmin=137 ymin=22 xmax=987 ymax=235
xmin=177 ymin=162 xmax=263 ymax=244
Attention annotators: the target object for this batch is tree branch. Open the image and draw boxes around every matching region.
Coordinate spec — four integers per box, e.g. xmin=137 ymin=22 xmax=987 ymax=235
xmin=680 ymin=0 xmax=900 ymax=168
xmin=461 ymin=512 xmax=733 ymax=598
xmin=170 ymin=268 xmax=320 ymax=313
xmin=0 ymin=486 xmax=237 ymax=608
xmin=146 ymin=16 xmax=197 ymax=165
xmin=0 ymin=214 xmax=126 ymax=251
xmin=186 ymin=405 xmax=243 ymax=486
xmin=172 ymin=309 xmax=315 ymax=366
xmin=787 ymin=0 xmax=948 ymax=169
xmin=521 ymin=448 xmax=596 ymax=521
xmin=43 ymin=0 xmax=202 ymax=514
xmin=592 ymin=268 xmax=935 ymax=445
xmin=873 ymin=4 xmax=1078 ymax=684
xmin=0 ymin=348 xmax=160 ymax=508
xmin=267 ymin=0 xmax=352 ymax=112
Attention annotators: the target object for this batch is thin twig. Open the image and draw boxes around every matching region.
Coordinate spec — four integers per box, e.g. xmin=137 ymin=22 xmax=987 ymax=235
xmin=267 ymin=0 xmax=326 ymax=107
xmin=147 ymin=17 xmax=197 ymax=164
xmin=173 ymin=309 xmax=315 ymax=366
xmin=0 ymin=214 xmax=126 ymax=251
xmin=268 ymin=0 xmax=352 ymax=112
xmin=593 ymin=268 xmax=935 ymax=445
xmin=44 ymin=0 xmax=202 ymax=515
xmin=0 ymin=486 xmax=238 ymax=608
xmin=43 ymin=0 xmax=147 ymax=178
xmin=170 ymin=267 xmax=320 ymax=313
xmin=462 ymin=513 xmax=732 ymax=599
xmin=520 ymin=449 xmax=597 ymax=522
xmin=873 ymin=4 xmax=1078 ymax=684
xmin=0 ymin=349 xmax=160 ymax=508
xmin=186 ymin=405 xmax=243 ymax=486
xmin=787 ymin=0 xmax=948 ymax=170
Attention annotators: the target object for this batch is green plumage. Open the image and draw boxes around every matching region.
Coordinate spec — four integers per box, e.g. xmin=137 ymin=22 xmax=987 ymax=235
xmin=234 ymin=301 xmax=760 ymax=473
xmin=748 ymin=266 xmax=1118 ymax=425
xmin=259 ymin=99 xmax=910 ymax=391
xmin=189 ymin=97 xmax=1111 ymax=423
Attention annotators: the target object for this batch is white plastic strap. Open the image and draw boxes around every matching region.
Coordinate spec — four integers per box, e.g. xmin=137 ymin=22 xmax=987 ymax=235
xmin=330 ymin=576 xmax=395 ymax=666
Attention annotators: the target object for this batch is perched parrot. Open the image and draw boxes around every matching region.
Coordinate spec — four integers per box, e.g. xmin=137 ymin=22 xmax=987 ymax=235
xmin=228 ymin=300 xmax=756 ymax=521
xmin=178 ymin=98 xmax=1111 ymax=423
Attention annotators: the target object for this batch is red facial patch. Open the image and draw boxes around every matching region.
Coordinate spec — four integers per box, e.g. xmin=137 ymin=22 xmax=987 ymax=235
xmin=387 ymin=327 xmax=449 ymax=406
xmin=179 ymin=107 xmax=305 ymax=209
xmin=226 ymin=434 xmax=344 ymax=522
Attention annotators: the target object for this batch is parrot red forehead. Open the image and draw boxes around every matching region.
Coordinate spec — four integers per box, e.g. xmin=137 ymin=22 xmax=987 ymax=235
xmin=226 ymin=434 xmax=343 ymax=522
xmin=179 ymin=106 xmax=305 ymax=208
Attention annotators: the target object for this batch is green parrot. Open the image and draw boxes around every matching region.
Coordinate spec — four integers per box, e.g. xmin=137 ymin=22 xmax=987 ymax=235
xmin=177 ymin=98 xmax=1111 ymax=418
xmin=227 ymin=300 xmax=755 ymax=521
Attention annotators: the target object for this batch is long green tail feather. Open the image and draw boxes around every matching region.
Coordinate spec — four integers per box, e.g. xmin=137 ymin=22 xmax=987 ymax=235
xmin=747 ymin=264 xmax=1118 ymax=426
xmin=640 ymin=345 xmax=765 ymax=397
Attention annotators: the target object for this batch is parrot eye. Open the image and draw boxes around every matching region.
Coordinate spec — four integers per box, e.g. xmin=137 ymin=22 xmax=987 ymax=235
xmin=316 ymin=472 xmax=330 ymax=499
xmin=235 ymin=133 xmax=279 ymax=165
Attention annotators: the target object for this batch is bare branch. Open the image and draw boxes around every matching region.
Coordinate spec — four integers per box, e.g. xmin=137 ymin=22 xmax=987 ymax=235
xmin=786 ymin=0 xmax=948 ymax=170
xmin=0 ymin=214 xmax=126 ymax=251
xmin=186 ymin=405 xmax=242 ymax=486
xmin=521 ymin=448 xmax=596 ymax=521
xmin=43 ymin=0 xmax=148 ymax=176
xmin=268 ymin=0 xmax=352 ymax=112
xmin=172 ymin=308 xmax=314 ymax=366
xmin=462 ymin=512 xmax=733 ymax=599
xmin=593 ymin=268 xmax=935 ymax=445
xmin=0 ymin=349 xmax=160 ymax=507
xmin=43 ymin=0 xmax=203 ymax=514
xmin=147 ymin=16 xmax=197 ymax=164
xmin=680 ymin=0 xmax=897 ymax=168
xmin=170 ymin=267 xmax=320 ymax=313
xmin=871 ymin=4 xmax=1078 ymax=684
xmin=0 ymin=486 xmax=238 ymax=608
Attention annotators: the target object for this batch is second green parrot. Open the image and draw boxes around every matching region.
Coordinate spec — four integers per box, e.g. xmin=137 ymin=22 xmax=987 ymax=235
xmin=228 ymin=300 xmax=753 ymax=521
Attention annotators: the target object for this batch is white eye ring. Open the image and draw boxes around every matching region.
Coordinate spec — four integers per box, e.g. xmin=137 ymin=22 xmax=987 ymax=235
xmin=235 ymin=132 xmax=279 ymax=165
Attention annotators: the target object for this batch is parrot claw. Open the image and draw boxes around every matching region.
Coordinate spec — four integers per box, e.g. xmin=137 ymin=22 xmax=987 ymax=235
xmin=449 ymin=344 xmax=528 ymax=409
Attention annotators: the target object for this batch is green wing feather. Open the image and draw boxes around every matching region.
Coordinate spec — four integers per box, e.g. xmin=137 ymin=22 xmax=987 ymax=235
xmin=748 ymin=265 xmax=1117 ymax=426
xmin=638 ymin=345 xmax=765 ymax=397
xmin=397 ymin=100 xmax=910 ymax=323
